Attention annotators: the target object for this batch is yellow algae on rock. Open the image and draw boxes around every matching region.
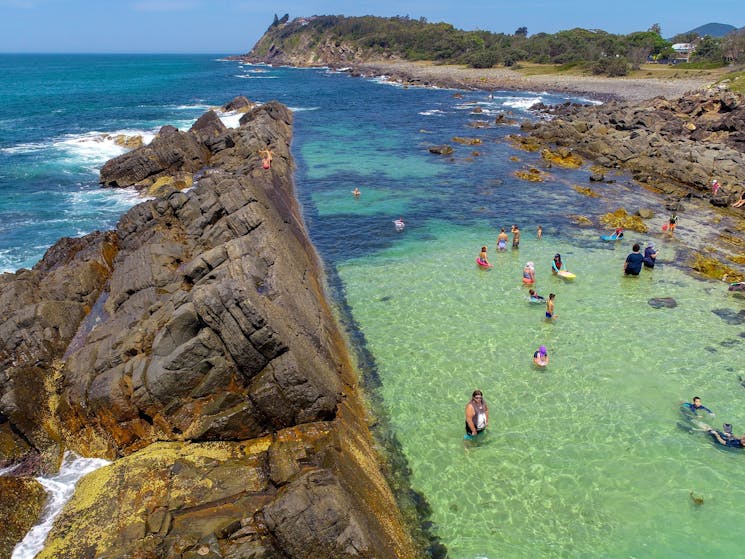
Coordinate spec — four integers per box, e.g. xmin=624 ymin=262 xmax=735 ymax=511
xmin=509 ymin=134 xmax=541 ymax=152
xmin=572 ymin=185 xmax=600 ymax=197
xmin=599 ymin=208 xmax=648 ymax=233
xmin=541 ymin=147 xmax=583 ymax=168
xmin=452 ymin=137 xmax=482 ymax=145
xmin=690 ymin=254 xmax=745 ymax=282
xmin=569 ymin=215 xmax=593 ymax=226
xmin=514 ymin=167 xmax=549 ymax=182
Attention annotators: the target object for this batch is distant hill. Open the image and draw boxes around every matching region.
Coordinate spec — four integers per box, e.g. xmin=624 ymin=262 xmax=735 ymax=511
xmin=686 ymin=22 xmax=737 ymax=37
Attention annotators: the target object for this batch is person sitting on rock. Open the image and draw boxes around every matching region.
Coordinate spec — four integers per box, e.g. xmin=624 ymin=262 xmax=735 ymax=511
xmin=732 ymin=192 xmax=745 ymax=208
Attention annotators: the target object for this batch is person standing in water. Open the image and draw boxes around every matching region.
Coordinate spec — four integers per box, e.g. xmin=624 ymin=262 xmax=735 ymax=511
xmin=465 ymin=390 xmax=489 ymax=437
xmin=511 ymin=224 xmax=520 ymax=249
xmin=546 ymin=293 xmax=556 ymax=320
xmin=497 ymin=227 xmax=509 ymax=251
xmin=551 ymin=254 xmax=563 ymax=275
xmin=623 ymin=243 xmax=644 ymax=276
xmin=352 ymin=187 xmax=361 ymax=198
xmin=643 ymin=242 xmax=658 ymax=269
xmin=537 ymin=225 xmax=543 ymax=240
xmin=668 ymin=212 xmax=677 ymax=233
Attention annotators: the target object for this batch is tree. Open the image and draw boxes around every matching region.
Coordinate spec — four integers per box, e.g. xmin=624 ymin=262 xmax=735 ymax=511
xmin=271 ymin=14 xmax=279 ymax=27
xmin=279 ymin=13 xmax=290 ymax=25
xmin=648 ymin=23 xmax=661 ymax=35
xmin=692 ymin=36 xmax=723 ymax=63
xmin=515 ymin=26 xmax=528 ymax=37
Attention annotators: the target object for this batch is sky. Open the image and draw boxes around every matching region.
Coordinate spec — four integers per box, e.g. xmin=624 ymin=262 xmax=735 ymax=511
xmin=0 ymin=0 xmax=741 ymax=54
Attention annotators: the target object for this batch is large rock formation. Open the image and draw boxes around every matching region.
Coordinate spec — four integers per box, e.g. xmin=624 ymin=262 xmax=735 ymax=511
xmin=0 ymin=100 xmax=423 ymax=558
xmin=520 ymin=90 xmax=745 ymax=197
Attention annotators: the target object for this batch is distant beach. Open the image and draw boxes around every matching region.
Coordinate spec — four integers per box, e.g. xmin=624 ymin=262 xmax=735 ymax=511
xmin=352 ymin=60 xmax=714 ymax=102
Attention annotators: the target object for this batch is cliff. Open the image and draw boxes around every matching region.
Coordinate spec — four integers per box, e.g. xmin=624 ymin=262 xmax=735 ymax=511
xmin=0 ymin=100 xmax=423 ymax=558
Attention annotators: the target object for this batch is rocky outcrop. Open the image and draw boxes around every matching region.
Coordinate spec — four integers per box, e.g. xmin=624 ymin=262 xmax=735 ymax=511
xmin=0 ymin=100 xmax=423 ymax=558
xmin=520 ymin=90 xmax=745 ymax=197
xmin=0 ymin=476 xmax=47 ymax=558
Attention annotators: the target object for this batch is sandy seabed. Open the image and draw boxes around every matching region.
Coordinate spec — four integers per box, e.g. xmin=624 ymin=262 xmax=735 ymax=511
xmin=354 ymin=60 xmax=713 ymax=102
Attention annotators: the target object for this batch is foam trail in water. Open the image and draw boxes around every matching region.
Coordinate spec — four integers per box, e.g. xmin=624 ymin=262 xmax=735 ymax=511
xmin=12 ymin=452 xmax=109 ymax=559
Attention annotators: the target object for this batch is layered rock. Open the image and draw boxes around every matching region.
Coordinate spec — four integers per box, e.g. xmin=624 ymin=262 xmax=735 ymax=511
xmin=0 ymin=100 xmax=423 ymax=558
xmin=520 ymin=91 xmax=745 ymax=197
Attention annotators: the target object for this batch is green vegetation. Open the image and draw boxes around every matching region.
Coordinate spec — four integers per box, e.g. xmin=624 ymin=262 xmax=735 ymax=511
xmin=257 ymin=16 xmax=745 ymax=77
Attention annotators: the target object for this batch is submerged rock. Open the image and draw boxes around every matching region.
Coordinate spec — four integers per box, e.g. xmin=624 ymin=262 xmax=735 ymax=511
xmin=648 ymin=297 xmax=677 ymax=308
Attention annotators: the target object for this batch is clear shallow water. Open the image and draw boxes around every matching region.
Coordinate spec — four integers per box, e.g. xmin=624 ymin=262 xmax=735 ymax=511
xmin=2 ymin=55 xmax=744 ymax=558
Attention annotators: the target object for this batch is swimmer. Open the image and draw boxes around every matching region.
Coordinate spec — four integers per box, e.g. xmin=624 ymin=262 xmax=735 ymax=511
xmin=497 ymin=227 xmax=508 ymax=251
xmin=528 ymin=288 xmax=545 ymax=302
xmin=352 ymin=187 xmax=361 ymax=198
xmin=393 ymin=218 xmax=405 ymax=232
xmin=682 ymin=396 xmax=714 ymax=417
xmin=533 ymin=345 xmax=549 ymax=367
xmin=537 ymin=225 xmax=543 ymax=240
xmin=708 ymin=426 xmax=745 ymax=448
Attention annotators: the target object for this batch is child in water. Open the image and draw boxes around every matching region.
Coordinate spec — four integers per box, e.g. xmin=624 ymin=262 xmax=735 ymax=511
xmin=528 ymin=288 xmax=545 ymax=302
xmin=546 ymin=293 xmax=556 ymax=320
xmin=479 ymin=246 xmax=489 ymax=266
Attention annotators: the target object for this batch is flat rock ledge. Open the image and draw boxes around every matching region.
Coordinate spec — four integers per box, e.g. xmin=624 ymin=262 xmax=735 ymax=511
xmin=0 ymin=100 xmax=424 ymax=558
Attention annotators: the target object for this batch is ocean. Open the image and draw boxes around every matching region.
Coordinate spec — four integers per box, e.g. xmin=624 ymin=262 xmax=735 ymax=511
xmin=2 ymin=54 xmax=745 ymax=559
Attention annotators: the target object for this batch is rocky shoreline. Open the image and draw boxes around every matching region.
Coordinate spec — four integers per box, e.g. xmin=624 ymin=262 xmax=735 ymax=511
xmin=0 ymin=100 xmax=425 ymax=558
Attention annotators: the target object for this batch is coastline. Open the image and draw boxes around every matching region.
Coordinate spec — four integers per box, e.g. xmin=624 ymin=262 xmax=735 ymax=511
xmin=350 ymin=59 xmax=714 ymax=102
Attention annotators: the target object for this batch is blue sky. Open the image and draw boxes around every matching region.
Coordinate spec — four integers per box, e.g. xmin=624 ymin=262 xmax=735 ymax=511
xmin=0 ymin=0 xmax=741 ymax=53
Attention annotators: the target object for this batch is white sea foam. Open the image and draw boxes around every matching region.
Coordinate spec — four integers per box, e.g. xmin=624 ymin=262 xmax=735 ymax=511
xmin=217 ymin=110 xmax=243 ymax=129
xmin=171 ymin=103 xmax=213 ymax=111
xmin=287 ymin=106 xmax=320 ymax=112
xmin=12 ymin=452 xmax=110 ymax=559
xmin=234 ymin=75 xmax=278 ymax=79
xmin=418 ymin=109 xmax=446 ymax=116
xmin=501 ymin=96 xmax=544 ymax=110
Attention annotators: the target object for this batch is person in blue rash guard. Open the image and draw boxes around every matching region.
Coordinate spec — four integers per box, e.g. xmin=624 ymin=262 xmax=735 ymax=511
xmin=708 ymin=425 xmax=745 ymax=448
xmin=682 ymin=396 xmax=714 ymax=416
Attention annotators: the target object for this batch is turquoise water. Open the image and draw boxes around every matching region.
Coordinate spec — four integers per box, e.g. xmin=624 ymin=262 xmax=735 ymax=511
xmin=3 ymin=55 xmax=745 ymax=558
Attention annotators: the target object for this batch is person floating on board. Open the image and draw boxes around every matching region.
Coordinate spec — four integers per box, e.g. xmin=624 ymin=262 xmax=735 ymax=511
xmin=465 ymin=390 xmax=488 ymax=438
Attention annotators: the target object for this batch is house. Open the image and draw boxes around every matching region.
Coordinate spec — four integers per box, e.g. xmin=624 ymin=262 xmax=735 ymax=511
xmin=671 ymin=43 xmax=695 ymax=63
